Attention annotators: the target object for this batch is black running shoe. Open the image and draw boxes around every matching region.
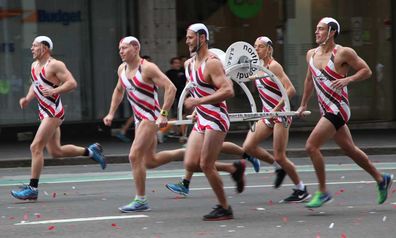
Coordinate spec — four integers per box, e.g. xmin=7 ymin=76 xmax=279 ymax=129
xmin=281 ymin=186 xmax=311 ymax=203
xmin=203 ymin=205 xmax=234 ymax=221
xmin=274 ymin=168 xmax=286 ymax=188
xmin=231 ymin=160 xmax=246 ymax=193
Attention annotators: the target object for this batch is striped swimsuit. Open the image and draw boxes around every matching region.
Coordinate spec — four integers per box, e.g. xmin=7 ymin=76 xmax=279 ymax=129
xmin=255 ymin=59 xmax=291 ymax=127
xmin=30 ymin=59 xmax=64 ymax=121
xmin=309 ymin=45 xmax=350 ymax=123
xmin=119 ymin=59 xmax=160 ymax=126
xmin=186 ymin=56 xmax=230 ymax=132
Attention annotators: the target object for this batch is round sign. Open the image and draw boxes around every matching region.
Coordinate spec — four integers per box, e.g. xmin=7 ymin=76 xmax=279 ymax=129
xmin=227 ymin=0 xmax=263 ymax=19
xmin=209 ymin=48 xmax=226 ymax=68
xmin=224 ymin=41 xmax=260 ymax=81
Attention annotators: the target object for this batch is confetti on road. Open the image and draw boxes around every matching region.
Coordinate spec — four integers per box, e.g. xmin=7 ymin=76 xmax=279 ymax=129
xmin=52 ymin=192 xmax=57 ymax=198
xmin=23 ymin=213 xmax=29 ymax=221
xmin=48 ymin=225 xmax=56 ymax=230
xmin=329 ymin=222 xmax=334 ymax=229
xmin=111 ymin=223 xmax=122 ymax=229
xmin=282 ymin=216 xmax=288 ymax=223
xmin=341 ymin=233 xmax=347 ymax=238
xmin=34 ymin=213 xmax=41 ymax=219
xmin=267 ymin=200 xmax=273 ymax=206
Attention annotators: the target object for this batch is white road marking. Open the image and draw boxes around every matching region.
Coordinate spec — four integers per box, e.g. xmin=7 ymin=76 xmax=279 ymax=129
xmin=15 ymin=214 xmax=148 ymax=225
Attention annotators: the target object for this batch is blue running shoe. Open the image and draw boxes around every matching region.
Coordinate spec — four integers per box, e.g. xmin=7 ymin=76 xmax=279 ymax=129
xmin=118 ymin=199 xmax=151 ymax=213
xmin=11 ymin=185 xmax=38 ymax=200
xmin=88 ymin=143 xmax=106 ymax=170
xmin=377 ymin=173 xmax=394 ymax=204
xmin=245 ymin=154 xmax=260 ymax=173
xmin=305 ymin=191 xmax=333 ymax=208
xmin=165 ymin=182 xmax=189 ymax=196
xmin=115 ymin=132 xmax=131 ymax=143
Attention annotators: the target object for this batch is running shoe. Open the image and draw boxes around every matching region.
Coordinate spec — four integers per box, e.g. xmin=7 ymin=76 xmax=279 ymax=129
xmin=377 ymin=173 xmax=394 ymax=204
xmin=274 ymin=168 xmax=286 ymax=188
xmin=118 ymin=199 xmax=151 ymax=212
xmin=88 ymin=143 xmax=106 ymax=170
xmin=244 ymin=154 xmax=260 ymax=173
xmin=281 ymin=186 xmax=311 ymax=203
xmin=11 ymin=185 xmax=38 ymax=200
xmin=203 ymin=205 xmax=233 ymax=221
xmin=305 ymin=191 xmax=332 ymax=208
xmin=165 ymin=182 xmax=189 ymax=196
xmin=115 ymin=132 xmax=131 ymax=143
xmin=231 ymin=160 xmax=246 ymax=193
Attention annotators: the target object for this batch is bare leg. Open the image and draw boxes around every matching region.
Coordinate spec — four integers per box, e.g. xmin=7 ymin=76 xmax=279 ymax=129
xmin=334 ymin=125 xmax=383 ymax=183
xmin=30 ymin=118 xmax=61 ymax=179
xmin=272 ymin=123 xmax=300 ymax=185
xmin=243 ymin=120 xmax=274 ymax=164
xmin=46 ymin=127 xmax=86 ymax=158
xmin=305 ymin=117 xmax=336 ymax=192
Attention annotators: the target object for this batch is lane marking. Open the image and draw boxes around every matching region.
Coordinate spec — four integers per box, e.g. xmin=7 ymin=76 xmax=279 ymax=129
xmin=1 ymin=162 xmax=396 ymax=187
xmin=15 ymin=214 xmax=148 ymax=225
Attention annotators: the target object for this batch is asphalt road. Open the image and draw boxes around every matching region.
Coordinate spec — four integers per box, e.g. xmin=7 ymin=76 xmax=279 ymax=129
xmin=1 ymin=155 xmax=395 ymax=238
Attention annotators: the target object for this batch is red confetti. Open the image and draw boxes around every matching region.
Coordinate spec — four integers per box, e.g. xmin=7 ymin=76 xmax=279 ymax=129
xmin=48 ymin=225 xmax=56 ymax=230
xmin=23 ymin=213 xmax=29 ymax=221
xmin=340 ymin=189 xmax=345 ymax=193
xmin=316 ymin=232 xmax=321 ymax=238
xmin=111 ymin=223 xmax=121 ymax=229
xmin=52 ymin=192 xmax=56 ymax=198
xmin=268 ymin=200 xmax=273 ymax=206
xmin=8 ymin=216 xmax=15 ymax=220
xmin=341 ymin=233 xmax=347 ymax=238
xmin=282 ymin=216 xmax=288 ymax=223
xmin=35 ymin=214 xmax=41 ymax=219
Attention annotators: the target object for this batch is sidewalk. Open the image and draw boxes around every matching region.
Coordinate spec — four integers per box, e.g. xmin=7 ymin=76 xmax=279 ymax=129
xmin=0 ymin=128 xmax=395 ymax=168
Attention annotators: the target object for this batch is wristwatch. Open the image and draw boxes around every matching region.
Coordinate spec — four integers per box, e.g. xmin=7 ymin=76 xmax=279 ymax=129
xmin=160 ymin=109 xmax=168 ymax=117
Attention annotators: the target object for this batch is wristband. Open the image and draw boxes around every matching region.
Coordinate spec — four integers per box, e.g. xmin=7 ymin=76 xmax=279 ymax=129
xmin=160 ymin=109 xmax=168 ymax=117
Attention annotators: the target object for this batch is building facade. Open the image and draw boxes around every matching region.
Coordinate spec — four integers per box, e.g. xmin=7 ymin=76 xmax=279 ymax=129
xmin=0 ymin=0 xmax=394 ymax=129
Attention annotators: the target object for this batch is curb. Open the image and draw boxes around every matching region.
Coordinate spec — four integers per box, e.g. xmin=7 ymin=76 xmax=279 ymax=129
xmin=2 ymin=146 xmax=395 ymax=168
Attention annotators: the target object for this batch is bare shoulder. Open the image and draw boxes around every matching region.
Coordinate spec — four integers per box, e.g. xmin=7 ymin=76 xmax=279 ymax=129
xmin=117 ymin=63 xmax=126 ymax=75
xmin=336 ymin=45 xmax=358 ymax=58
xmin=306 ymin=48 xmax=316 ymax=59
xmin=48 ymin=58 xmax=67 ymax=71
xmin=206 ymin=56 xmax=223 ymax=70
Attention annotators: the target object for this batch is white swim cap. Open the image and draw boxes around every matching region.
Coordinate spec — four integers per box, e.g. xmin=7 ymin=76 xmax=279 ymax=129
xmin=34 ymin=36 xmax=53 ymax=50
xmin=187 ymin=23 xmax=209 ymax=41
xmin=256 ymin=36 xmax=273 ymax=46
xmin=319 ymin=17 xmax=340 ymax=34
xmin=120 ymin=36 xmax=140 ymax=48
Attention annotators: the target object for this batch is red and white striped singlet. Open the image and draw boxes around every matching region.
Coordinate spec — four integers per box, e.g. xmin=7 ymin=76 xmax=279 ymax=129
xmin=119 ymin=59 xmax=160 ymax=126
xmin=30 ymin=59 xmax=64 ymax=120
xmin=186 ymin=56 xmax=230 ymax=132
xmin=255 ymin=60 xmax=291 ymax=126
xmin=309 ymin=45 xmax=350 ymax=122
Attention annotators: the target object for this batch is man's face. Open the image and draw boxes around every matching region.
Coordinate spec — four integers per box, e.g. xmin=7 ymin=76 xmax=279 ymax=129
xmin=31 ymin=41 xmax=47 ymax=60
xmin=315 ymin=22 xmax=330 ymax=44
xmin=171 ymin=59 xmax=182 ymax=70
xmin=119 ymin=42 xmax=138 ymax=62
xmin=254 ymin=40 xmax=269 ymax=60
xmin=185 ymin=30 xmax=199 ymax=54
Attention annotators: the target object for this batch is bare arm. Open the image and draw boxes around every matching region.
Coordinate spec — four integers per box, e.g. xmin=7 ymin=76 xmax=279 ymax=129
xmin=146 ymin=62 xmax=176 ymax=113
xmin=145 ymin=62 xmax=176 ymax=127
xmin=332 ymin=47 xmax=372 ymax=89
xmin=42 ymin=61 xmax=77 ymax=96
xmin=185 ymin=58 xmax=234 ymax=109
xmin=297 ymin=50 xmax=315 ymax=114
xmin=103 ymin=66 xmax=126 ymax=126
xmin=19 ymin=85 xmax=35 ymax=109
xmin=269 ymin=61 xmax=296 ymax=111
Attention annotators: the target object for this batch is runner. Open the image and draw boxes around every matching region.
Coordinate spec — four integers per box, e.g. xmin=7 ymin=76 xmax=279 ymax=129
xmin=11 ymin=36 xmax=106 ymax=201
xmin=297 ymin=17 xmax=393 ymax=208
